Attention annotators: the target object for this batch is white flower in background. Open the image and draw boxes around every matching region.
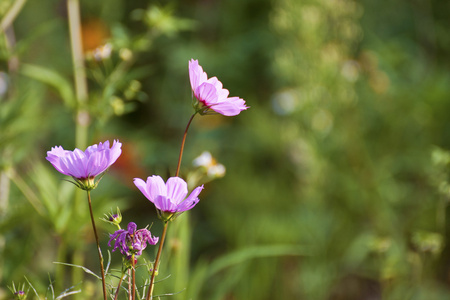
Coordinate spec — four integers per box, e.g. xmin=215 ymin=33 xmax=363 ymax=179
xmin=193 ymin=151 xmax=226 ymax=178
xmin=92 ymin=43 xmax=113 ymax=61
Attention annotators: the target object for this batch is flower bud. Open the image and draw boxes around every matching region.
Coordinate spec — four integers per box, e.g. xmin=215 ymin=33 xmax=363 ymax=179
xmin=102 ymin=208 xmax=123 ymax=228
xmin=14 ymin=291 xmax=26 ymax=300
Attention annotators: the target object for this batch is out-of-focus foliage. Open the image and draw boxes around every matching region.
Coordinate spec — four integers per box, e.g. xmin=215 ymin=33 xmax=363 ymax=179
xmin=1 ymin=0 xmax=450 ymax=299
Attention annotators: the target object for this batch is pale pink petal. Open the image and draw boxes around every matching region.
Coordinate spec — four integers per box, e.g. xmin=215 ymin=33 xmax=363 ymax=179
xmin=186 ymin=185 xmax=204 ymax=201
xmin=210 ymin=99 xmax=248 ymax=116
xmin=61 ymin=152 xmax=86 ymax=178
xmin=195 ymin=82 xmax=218 ymax=106
xmin=134 ymin=178 xmax=155 ymax=204
xmin=109 ymin=140 xmax=122 ymax=164
xmin=46 ymin=146 xmax=71 ymax=175
xmin=188 ymin=59 xmax=248 ymax=116
xmin=47 ymin=140 xmax=122 ymax=180
xmin=206 ymin=77 xmax=223 ymax=90
xmin=189 ymin=59 xmax=208 ymax=91
xmin=153 ymin=195 xmax=178 ymax=212
xmin=166 ymin=177 xmax=188 ymax=205
xmin=176 ymin=198 xmax=199 ymax=212
xmin=146 ymin=175 xmax=167 ymax=200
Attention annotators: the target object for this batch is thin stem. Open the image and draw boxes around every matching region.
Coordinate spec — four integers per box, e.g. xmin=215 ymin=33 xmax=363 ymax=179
xmin=9 ymin=170 xmax=45 ymax=216
xmin=55 ymin=238 xmax=67 ymax=293
xmin=128 ymin=269 xmax=132 ymax=300
xmin=131 ymin=255 xmax=136 ymax=300
xmin=145 ymin=112 xmax=197 ymax=300
xmin=0 ymin=0 xmax=27 ymax=32
xmin=146 ymin=221 xmax=169 ymax=300
xmin=86 ymin=191 xmax=107 ymax=300
xmin=114 ymin=272 xmax=126 ymax=300
xmin=175 ymin=112 xmax=197 ymax=177
xmin=67 ymin=0 xmax=89 ymax=150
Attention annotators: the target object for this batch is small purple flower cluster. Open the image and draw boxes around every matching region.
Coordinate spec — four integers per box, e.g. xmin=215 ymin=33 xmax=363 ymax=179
xmin=108 ymin=222 xmax=159 ymax=258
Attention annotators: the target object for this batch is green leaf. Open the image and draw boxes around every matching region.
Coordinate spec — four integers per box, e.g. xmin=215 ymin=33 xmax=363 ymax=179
xmin=20 ymin=64 xmax=76 ymax=108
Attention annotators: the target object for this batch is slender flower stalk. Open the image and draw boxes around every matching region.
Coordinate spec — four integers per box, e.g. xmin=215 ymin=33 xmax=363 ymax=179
xmin=131 ymin=254 xmax=136 ymax=300
xmin=114 ymin=271 xmax=126 ymax=300
xmin=144 ymin=59 xmax=246 ymax=299
xmin=175 ymin=112 xmax=197 ymax=177
xmin=146 ymin=221 xmax=168 ymax=300
xmin=128 ymin=269 xmax=132 ymax=300
xmin=86 ymin=190 xmax=107 ymax=300
xmin=137 ymin=176 xmax=203 ymax=300
xmin=67 ymin=0 xmax=89 ymax=150
xmin=143 ymin=104 xmax=202 ymax=300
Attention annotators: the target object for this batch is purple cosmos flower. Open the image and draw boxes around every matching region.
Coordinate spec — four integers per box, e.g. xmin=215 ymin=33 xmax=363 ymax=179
xmin=46 ymin=140 xmax=122 ymax=190
xmin=133 ymin=175 xmax=204 ymax=221
xmin=189 ymin=59 xmax=248 ymax=116
xmin=108 ymin=222 xmax=159 ymax=257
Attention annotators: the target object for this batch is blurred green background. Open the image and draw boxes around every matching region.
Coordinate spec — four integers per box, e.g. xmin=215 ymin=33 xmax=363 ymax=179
xmin=1 ymin=0 xmax=450 ymax=299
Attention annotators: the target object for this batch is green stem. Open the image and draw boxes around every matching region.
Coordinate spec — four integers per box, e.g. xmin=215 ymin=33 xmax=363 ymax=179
xmin=128 ymin=269 xmax=132 ymax=300
xmin=55 ymin=239 xmax=67 ymax=293
xmin=175 ymin=112 xmax=197 ymax=177
xmin=0 ymin=0 xmax=27 ymax=32
xmin=67 ymin=0 xmax=89 ymax=150
xmin=146 ymin=221 xmax=169 ymax=300
xmin=9 ymin=170 xmax=44 ymax=216
xmin=131 ymin=254 xmax=136 ymax=300
xmin=146 ymin=112 xmax=197 ymax=299
xmin=86 ymin=191 xmax=107 ymax=300
xmin=67 ymin=1 xmax=90 ymax=296
xmin=68 ymin=246 xmax=84 ymax=296
xmin=114 ymin=272 xmax=126 ymax=300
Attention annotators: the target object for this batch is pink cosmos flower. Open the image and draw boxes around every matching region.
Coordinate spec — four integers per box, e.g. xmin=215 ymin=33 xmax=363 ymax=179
xmin=46 ymin=140 xmax=122 ymax=189
xmin=134 ymin=175 xmax=204 ymax=221
xmin=189 ymin=59 xmax=248 ymax=116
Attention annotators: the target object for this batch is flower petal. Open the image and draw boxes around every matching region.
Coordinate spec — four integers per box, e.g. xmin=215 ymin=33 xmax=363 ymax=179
xmin=211 ymin=97 xmax=249 ymax=116
xmin=147 ymin=175 xmax=167 ymax=200
xmin=166 ymin=177 xmax=188 ymax=205
xmin=109 ymin=140 xmax=123 ymax=164
xmin=134 ymin=178 xmax=155 ymax=204
xmin=189 ymin=59 xmax=208 ymax=91
xmin=154 ymin=195 xmax=178 ymax=212
xmin=177 ymin=185 xmax=203 ymax=212
xmin=188 ymin=59 xmax=248 ymax=117
xmin=46 ymin=146 xmax=71 ymax=175
xmin=47 ymin=140 xmax=122 ymax=180
xmin=195 ymin=82 xmax=218 ymax=106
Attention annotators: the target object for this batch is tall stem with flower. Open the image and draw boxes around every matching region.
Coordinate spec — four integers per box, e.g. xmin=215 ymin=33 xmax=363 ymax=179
xmin=46 ymin=140 xmax=122 ymax=300
xmin=137 ymin=59 xmax=248 ymax=300
xmin=86 ymin=190 xmax=107 ymax=299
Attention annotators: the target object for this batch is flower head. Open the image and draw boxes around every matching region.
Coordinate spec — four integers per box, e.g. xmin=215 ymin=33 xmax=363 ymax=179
xmin=193 ymin=151 xmax=226 ymax=178
xmin=108 ymin=222 xmax=159 ymax=257
xmin=14 ymin=291 xmax=26 ymax=300
xmin=46 ymin=140 xmax=122 ymax=190
xmin=189 ymin=59 xmax=248 ymax=116
xmin=102 ymin=207 xmax=123 ymax=228
xmin=8 ymin=283 xmax=27 ymax=300
xmin=134 ymin=175 xmax=204 ymax=221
